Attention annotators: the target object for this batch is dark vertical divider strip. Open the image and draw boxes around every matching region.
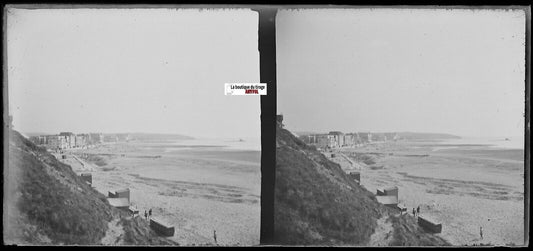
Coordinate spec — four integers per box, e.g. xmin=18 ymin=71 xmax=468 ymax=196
xmin=255 ymin=7 xmax=277 ymax=245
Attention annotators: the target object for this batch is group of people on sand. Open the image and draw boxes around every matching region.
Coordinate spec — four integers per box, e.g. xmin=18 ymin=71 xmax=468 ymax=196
xmin=408 ymin=203 xmax=486 ymax=243
xmin=129 ymin=206 xmax=152 ymax=220
xmin=143 ymin=208 xmax=152 ymax=220
xmin=412 ymin=205 xmax=420 ymax=217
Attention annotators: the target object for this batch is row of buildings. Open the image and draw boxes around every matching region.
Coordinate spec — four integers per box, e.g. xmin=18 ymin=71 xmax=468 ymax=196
xmin=299 ymin=131 xmax=400 ymax=149
xmin=29 ymin=132 xmax=131 ymax=150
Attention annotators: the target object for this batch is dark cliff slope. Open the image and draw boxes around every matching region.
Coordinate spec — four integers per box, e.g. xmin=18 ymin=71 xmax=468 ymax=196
xmin=274 ymin=126 xmax=450 ymax=246
xmin=275 ymin=126 xmax=383 ymax=245
xmin=4 ymin=130 xmax=175 ymax=245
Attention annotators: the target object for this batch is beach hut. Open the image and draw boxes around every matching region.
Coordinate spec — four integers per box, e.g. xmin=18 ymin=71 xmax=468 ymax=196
xmin=62 ymin=155 xmax=67 ymax=159
xmin=150 ymin=217 xmax=175 ymax=236
xmin=376 ymin=195 xmax=399 ymax=208
xmin=107 ymin=198 xmax=130 ymax=210
xmin=418 ymin=215 xmax=442 ymax=233
xmin=115 ymin=188 xmax=130 ymax=201
xmin=377 ymin=186 xmax=398 ymax=197
xmin=80 ymin=173 xmax=92 ymax=185
xmin=108 ymin=188 xmax=130 ymax=202
xmin=397 ymin=203 xmax=407 ymax=214
xmin=128 ymin=206 xmax=139 ymax=215
xmin=384 ymin=186 xmax=399 ymax=197
xmin=349 ymin=171 xmax=361 ymax=183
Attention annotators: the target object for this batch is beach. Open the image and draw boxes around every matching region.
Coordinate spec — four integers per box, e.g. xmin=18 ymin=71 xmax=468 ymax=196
xmin=327 ymin=138 xmax=525 ymax=246
xmin=59 ymin=138 xmax=261 ymax=246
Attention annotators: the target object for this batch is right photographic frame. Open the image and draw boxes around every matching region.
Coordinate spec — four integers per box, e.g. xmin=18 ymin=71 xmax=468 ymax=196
xmin=273 ymin=7 xmax=529 ymax=246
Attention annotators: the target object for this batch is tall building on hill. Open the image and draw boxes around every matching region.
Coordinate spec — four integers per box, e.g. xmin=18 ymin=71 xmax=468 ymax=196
xmin=344 ymin=133 xmax=356 ymax=147
xmin=328 ymin=131 xmax=344 ymax=148
xmin=47 ymin=135 xmax=68 ymax=149
xmin=277 ymin=114 xmax=284 ymax=128
xmin=60 ymin=132 xmax=76 ymax=148
xmin=75 ymin=134 xmax=87 ymax=148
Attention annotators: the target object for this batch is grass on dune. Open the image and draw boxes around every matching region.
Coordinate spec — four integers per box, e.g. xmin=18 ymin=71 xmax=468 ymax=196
xmin=10 ymin=130 xmax=113 ymax=244
xmin=274 ymin=126 xmax=452 ymax=246
xmin=275 ymin=127 xmax=382 ymax=245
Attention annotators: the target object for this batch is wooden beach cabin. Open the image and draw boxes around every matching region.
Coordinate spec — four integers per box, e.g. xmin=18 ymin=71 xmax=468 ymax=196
xmin=107 ymin=197 xmax=130 ymax=210
xmin=349 ymin=171 xmax=361 ymax=183
xmin=128 ymin=206 xmax=139 ymax=216
xmin=384 ymin=186 xmax=399 ymax=197
xmin=80 ymin=173 xmax=92 ymax=185
xmin=418 ymin=215 xmax=442 ymax=233
xmin=115 ymin=188 xmax=130 ymax=201
xmin=108 ymin=188 xmax=130 ymax=202
xmin=376 ymin=195 xmax=399 ymax=208
xmin=150 ymin=217 xmax=175 ymax=236
xmin=397 ymin=203 xmax=408 ymax=214
xmin=377 ymin=186 xmax=399 ymax=197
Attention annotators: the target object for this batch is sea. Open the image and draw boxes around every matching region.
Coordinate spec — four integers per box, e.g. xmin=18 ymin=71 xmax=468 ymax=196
xmin=162 ymin=137 xmax=261 ymax=152
xmin=438 ymin=136 xmax=524 ymax=150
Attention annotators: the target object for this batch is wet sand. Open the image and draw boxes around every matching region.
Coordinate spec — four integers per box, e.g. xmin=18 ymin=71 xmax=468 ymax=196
xmin=328 ymin=141 xmax=524 ymax=246
xmin=62 ymin=140 xmax=261 ymax=246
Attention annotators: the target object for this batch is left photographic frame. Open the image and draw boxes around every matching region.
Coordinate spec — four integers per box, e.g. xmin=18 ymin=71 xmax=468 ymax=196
xmin=3 ymin=6 xmax=262 ymax=246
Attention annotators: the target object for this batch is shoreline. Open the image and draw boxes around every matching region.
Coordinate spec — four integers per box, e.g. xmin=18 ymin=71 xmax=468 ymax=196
xmin=59 ymin=140 xmax=261 ymax=246
xmin=325 ymin=140 xmax=524 ymax=246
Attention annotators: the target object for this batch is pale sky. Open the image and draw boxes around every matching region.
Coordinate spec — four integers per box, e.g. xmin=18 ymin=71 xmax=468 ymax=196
xmin=7 ymin=8 xmax=260 ymax=139
xmin=277 ymin=8 xmax=526 ymax=138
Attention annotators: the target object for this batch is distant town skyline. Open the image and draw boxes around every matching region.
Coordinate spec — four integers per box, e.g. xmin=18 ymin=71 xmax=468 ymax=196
xmin=7 ymin=8 xmax=260 ymax=139
xmin=277 ymin=9 xmax=525 ymax=138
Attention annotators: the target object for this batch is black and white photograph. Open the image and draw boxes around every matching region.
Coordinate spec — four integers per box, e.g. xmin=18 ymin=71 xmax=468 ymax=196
xmin=4 ymin=7 xmax=261 ymax=246
xmin=2 ymin=4 xmax=530 ymax=248
xmin=274 ymin=8 xmax=527 ymax=246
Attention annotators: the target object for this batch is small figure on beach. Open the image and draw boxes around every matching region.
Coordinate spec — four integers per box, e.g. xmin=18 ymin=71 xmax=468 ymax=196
xmin=144 ymin=210 xmax=148 ymax=220
xmin=149 ymin=208 xmax=152 ymax=219
xmin=417 ymin=206 xmax=420 ymax=216
xmin=412 ymin=208 xmax=416 ymax=216
xmin=213 ymin=230 xmax=217 ymax=245
xmin=480 ymin=226 xmax=483 ymax=240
